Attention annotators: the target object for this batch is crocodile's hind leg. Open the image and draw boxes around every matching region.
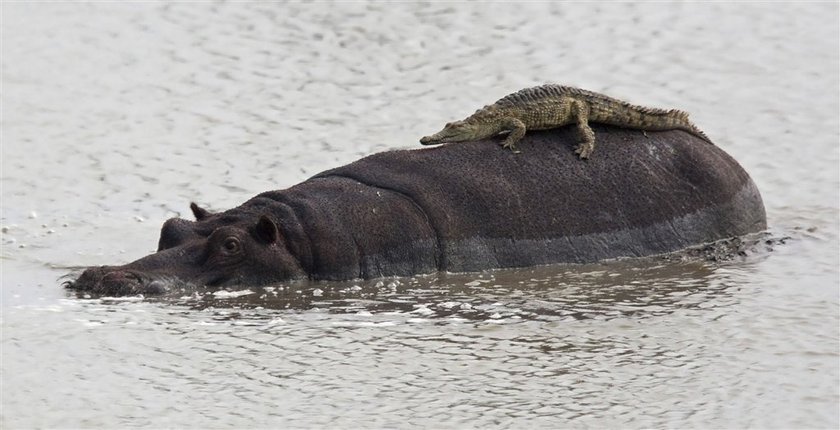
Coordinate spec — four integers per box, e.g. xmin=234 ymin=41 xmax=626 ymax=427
xmin=499 ymin=117 xmax=526 ymax=152
xmin=570 ymin=100 xmax=595 ymax=159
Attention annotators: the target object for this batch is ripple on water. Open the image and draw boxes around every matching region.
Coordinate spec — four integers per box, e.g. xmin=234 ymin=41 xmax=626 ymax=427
xmin=2 ymin=1 xmax=838 ymax=429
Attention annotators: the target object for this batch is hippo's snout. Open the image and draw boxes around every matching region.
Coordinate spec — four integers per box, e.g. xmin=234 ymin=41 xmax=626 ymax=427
xmin=68 ymin=267 xmax=169 ymax=296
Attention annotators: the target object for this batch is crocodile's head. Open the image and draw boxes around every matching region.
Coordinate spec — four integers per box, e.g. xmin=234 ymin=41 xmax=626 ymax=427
xmin=420 ymin=120 xmax=480 ymax=145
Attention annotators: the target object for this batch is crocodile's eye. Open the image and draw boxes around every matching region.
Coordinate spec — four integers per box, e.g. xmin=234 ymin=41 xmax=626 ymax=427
xmin=222 ymin=237 xmax=241 ymax=254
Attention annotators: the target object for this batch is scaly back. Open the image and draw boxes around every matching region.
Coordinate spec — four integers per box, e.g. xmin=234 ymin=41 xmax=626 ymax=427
xmin=495 ymin=84 xmax=679 ymax=116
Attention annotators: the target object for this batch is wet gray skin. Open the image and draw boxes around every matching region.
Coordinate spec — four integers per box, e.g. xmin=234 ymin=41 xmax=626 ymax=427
xmin=67 ymin=215 xmax=306 ymax=296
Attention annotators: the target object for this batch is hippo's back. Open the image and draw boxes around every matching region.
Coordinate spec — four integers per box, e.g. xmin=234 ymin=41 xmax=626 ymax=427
xmin=311 ymin=125 xmax=766 ymax=272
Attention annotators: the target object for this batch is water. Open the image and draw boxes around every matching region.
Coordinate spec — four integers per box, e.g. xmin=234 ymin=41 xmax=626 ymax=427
xmin=2 ymin=2 xmax=838 ymax=428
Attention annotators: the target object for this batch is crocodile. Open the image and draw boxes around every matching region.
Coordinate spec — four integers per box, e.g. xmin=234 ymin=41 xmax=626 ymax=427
xmin=419 ymin=84 xmax=711 ymax=159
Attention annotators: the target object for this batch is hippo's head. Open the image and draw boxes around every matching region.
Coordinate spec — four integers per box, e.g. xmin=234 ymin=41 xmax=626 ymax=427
xmin=67 ymin=204 xmax=306 ymax=296
xmin=420 ymin=120 xmax=483 ymax=145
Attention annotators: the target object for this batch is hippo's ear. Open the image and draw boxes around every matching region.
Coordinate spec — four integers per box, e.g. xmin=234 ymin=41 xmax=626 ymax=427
xmin=255 ymin=215 xmax=279 ymax=244
xmin=190 ymin=202 xmax=212 ymax=221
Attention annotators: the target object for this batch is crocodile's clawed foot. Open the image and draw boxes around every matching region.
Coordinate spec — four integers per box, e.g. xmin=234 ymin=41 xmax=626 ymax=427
xmin=574 ymin=143 xmax=593 ymax=160
xmin=500 ymin=141 xmax=521 ymax=153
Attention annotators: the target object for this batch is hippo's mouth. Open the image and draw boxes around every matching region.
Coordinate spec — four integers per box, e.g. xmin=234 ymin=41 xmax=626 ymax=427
xmin=66 ymin=267 xmax=177 ymax=296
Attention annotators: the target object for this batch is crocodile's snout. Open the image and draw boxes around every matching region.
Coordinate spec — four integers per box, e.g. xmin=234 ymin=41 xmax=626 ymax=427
xmin=421 ymin=134 xmax=446 ymax=145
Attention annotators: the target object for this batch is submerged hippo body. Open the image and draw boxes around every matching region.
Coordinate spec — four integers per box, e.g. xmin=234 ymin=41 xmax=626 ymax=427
xmin=70 ymin=126 xmax=766 ymax=295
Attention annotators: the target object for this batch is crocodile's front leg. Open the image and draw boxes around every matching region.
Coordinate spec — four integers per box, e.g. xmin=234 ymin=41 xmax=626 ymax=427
xmin=570 ymin=99 xmax=595 ymax=159
xmin=499 ymin=117 xmax=526 ymax=152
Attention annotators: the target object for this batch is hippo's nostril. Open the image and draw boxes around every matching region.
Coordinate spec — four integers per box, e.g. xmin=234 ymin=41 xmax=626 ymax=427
xmin=94 ymin=270 xmax=147 ymax=296
xmin=126 ymin=271 xmax=144 ymax=284
xmin=100 ymin=270 xmax=144 ymax=286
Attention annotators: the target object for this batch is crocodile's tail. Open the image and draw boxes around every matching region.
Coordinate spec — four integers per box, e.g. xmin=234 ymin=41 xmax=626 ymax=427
xmin=596 ymin=102 xmax=714 ymax=144
xmin=666 ymin=109 xmax=713 ymax=144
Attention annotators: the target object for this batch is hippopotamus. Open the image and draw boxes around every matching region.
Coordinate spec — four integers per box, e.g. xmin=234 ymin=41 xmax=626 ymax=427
xmin=68 ymin=125 xmax=766 ymax=296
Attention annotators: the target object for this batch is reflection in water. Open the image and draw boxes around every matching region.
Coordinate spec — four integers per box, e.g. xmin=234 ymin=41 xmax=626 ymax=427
xmin=33 ymin=253 xmax=783 ymax=428
xmin=79 ymin=254 xmax=736 ymax=321
xmin=180 ymin=260 xmax=727 ymax=319
xmin=2 ymin=1 xmax=838 ymax=429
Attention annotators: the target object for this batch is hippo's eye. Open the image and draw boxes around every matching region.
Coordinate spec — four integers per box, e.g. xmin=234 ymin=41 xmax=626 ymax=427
xmin=222 ymin=237 xmax=241 ymax=254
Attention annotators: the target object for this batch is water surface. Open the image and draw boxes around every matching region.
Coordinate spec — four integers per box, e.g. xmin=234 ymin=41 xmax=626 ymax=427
xmin=2 ymin=2 xmax=838 ymax=428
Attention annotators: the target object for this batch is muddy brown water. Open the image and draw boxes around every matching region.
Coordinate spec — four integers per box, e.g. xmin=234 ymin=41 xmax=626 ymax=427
xmin=2 ymin=3 xmax=838 ymax=428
